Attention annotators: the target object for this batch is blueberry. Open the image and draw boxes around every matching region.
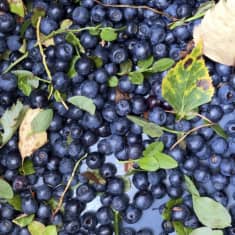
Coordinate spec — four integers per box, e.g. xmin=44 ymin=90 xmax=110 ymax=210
xmin=96 ymin=206 xmax=114 ymax=225
xmin=120 ymin=227 xmax=136 ymax=235
xmin=0 ymin=73 xmax=17 ymax=92
xmin=107 ymin=177 xmax=124 ymax=195
xmin=55 ymin=43 xmax=74 ymax=61
xmin=47 ymin=4 xmax=64 ymax=21
xmin=133 ymin=172 xmax=149 ymax=190
xmin=0 ymin=13 xmax=15 ymax=33
xmin=21 ymin=196 xmax=38 ymax=214
xmin=148 ymin=107 xmax=167 ymax=125
xmin=110 ymin=45 xmax=128 ymax=64
xmin=210 ymin=137 xmax=228 ymax=154
xmin=133 ymin=190 xmax=153 ymax=210
xmin=132 ymin=41 xmax=151 ymax=60
xmin=40 ymin=17 xmax=58 ymax=35
xmin=6 ymin=35 xmax=21 ymax=51
xmin=123 ymin=205 xmax=142 ymax=224
xmin=76 ymin=183 xmax=96 ymax=203
xmin=111 ymin=194 xmax=129 ymax=211
xmin=81 ymin=211 xmax=97 ymax=230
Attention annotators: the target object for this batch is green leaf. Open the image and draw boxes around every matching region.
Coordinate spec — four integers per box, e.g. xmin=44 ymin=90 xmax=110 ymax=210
xmin=89 ymin=56 xmax=103 ymax=68
xmin=150 ymin=58 xmax=175 ymax=73
xmin=12 ymin=70 xmax=40 ymax=96
xmin=31 ymin=8 xmax=46 ymax=27
xmin=8 ymin=0 xmax=25 ymax=17
xmin=0 ymin=179 xmax=13 ymax=199
xmin=67 ymin=55 xmax=80 ymax=78
xmin=31 ymin=109 xmax=53 ymax=133
xmin=28 ymin=221 xmax=45 ymax=235
xmin=66 ymin=32 xmax=85 ymax=54
xmin=20 ymin=19 xmax=31 ymax=37
xmin=7 ymin=194 xmax=22 ymax=211
xmin=68 ymin=96 xmax=96 ymax=115
xmin=44 ymin=225 xmax=57 ymax=235
xmin=137 ymin=156 xmax=160 ymax=171
xmin=162 ymin=198 xmax=183 ymax=220
xmin=184 ymin=175 xmax=200 ymax=196
xmin=173 ymin=221 xmax=193 ymax=235
xmin=162 ymin=42 xmax=214 ymax=119
xmin=169 ymin=1 xmax=214 ymax=30
xmin=0 ymin=100 xmax=26 ymax=148
xmin=129 ymin=71 xmax=144 ymax=85
xmin=192 ymin=195 xmax=231 ymax=229
xmin=156 ymin=152 xmax=178 ymax=169
xmin=19 ymin=159 xmax=35 ymax=175
xmin=48 ymin=198 xmax=59 ymax=211
xmin=137 ymin=56 xmax=154 ymax=70
xmin=118 ymin=59 xmax=133 ymax=75
xmin=143 ymin=142 xmax=164 ymax=157
xmin=189 ymin=227 xmax=223 ymax=235
xmin=108 ymin=76 xmax=119 ymax=87
xmin=127 ymin=115 xmax=163 ymax=138
xmin=13 ymin=214 xmax=35 ymax=228
xmin=60 ymin=19 xmax=73 ymax=30
xmin=100 ymin=28 xmax=117 ymax=42
xmin=208 ymin=122 xmax=228 ymax=139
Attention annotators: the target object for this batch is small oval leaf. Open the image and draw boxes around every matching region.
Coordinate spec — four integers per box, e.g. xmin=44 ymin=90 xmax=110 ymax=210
xmin=31 ymin=109 xmax=53 ymax=133
xmin=0 ymin=179 xmax=13 ymax=199
xmin=28 ymin=221 xmax=45 ymax=235
xmin=156 ymin=152 xmax=178 ymax=169
xmin=100 ymin=28 xmax=117 ymax=42
xmin=151 ymin=58 xmax=175 ymax=73
xmin=184 ymin=175 xmax=200 ymax=196
xmin=193 ymin=196 xmax=231 ymax=229
xmin=138 ymin=156 xmax=160 ymax=172
xmin=44 ymin=225 xmax=57 ymax=235
xmin=68 ymin=96 xmax=96 ymax=115
xmin=13 ymin=214 xmax=35 ymax=228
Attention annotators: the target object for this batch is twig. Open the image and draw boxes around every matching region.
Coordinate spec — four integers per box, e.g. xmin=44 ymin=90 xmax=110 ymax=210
xmin=93 ymin=0 xmax=178 ymax=21
xmin=36 ymin=17 xmax=52 ymax=81
xmin=114 ymin=211 xmax=120 ymax=235
xmin=170 ymin=123 xmax=214 ymax=150
xmin=3 ymin=52 xmax=28 ymax=74
xmin=52 ymin=154 xmax=87 ymax=216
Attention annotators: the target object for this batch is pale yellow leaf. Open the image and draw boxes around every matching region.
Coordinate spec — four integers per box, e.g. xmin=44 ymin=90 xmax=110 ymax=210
xmin=18 ymin=109 xmax=47 ymax=160
xmin=193 ymin=0 xmax=235 ymax=66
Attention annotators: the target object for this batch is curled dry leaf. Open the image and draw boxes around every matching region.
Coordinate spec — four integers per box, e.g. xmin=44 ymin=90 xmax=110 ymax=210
xmin=18 ymin=109 xmax=47 ymax=161
xmin=193 ymin=0 xmax=235 ymax=66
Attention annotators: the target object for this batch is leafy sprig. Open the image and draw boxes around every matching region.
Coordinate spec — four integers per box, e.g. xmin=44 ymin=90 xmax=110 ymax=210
xmin=120 ymin=142 xmax=178 ymax=171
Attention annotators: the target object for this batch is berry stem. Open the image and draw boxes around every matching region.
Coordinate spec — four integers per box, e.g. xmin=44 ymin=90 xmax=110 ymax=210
xmin=52 ymin=154 xmax=87 ymax=216
xmin=170 ymin=123 xmax=214 ymax=150
xmin=93 ymin=0 xmax=178 ymax=21
xmin=3 ymin=52 xmax=28 ymax=74
xmin=114 ymin=210 xmax=120 ymax=235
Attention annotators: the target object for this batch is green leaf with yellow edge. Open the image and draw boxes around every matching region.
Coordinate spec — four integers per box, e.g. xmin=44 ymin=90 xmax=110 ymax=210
xmin=8 ymin=0 xmax=25 ymax=17
xmin=13 ymin=214 xmax=35 ymax=227
xmin=162 ymin=42 xmax=214 ymax=119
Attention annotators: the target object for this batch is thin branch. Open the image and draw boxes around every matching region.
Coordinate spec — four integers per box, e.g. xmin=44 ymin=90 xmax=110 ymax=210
xmin=114 ymin=211 xmax=120 ymax=235
xmin=53 ymin=154 xmax=87 ymax=216
xmin=93 ymin=0 xmax=178 ymax=21
xmin=170 ymin=123 xmax=214 ymax=150
xmin=36 ymin=17 xmax=52 ymax=81
xmin=3 ymin=52 xmax=28 ymax=74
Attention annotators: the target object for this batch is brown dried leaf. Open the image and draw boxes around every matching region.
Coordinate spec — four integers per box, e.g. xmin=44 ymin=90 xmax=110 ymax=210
xmin=193 ymin=0 xmax=235 ymax=66
xmin=18 ymin=109 xmax=47 ymax=160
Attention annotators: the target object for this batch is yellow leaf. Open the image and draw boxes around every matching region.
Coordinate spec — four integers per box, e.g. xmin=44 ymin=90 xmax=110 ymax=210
xmin=18 ymin=109 xmax=47 ymax=160
xmin=193 ymin=0 xmax=235 ymax=66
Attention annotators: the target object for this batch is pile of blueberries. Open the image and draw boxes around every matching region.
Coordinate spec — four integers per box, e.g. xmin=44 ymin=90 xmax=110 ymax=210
xmin=0 ymin=0 xmax=235 ymax=234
